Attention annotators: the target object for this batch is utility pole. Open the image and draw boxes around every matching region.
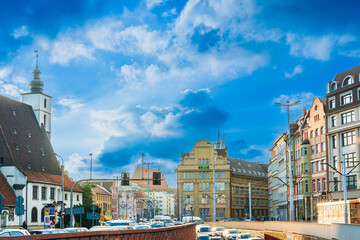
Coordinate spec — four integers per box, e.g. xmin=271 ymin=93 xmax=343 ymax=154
xmin=275 ymin=100 xmax=300 ymax=222
xmin=249 ymin=183 xmax=252 ymax=221
xmin=144 ymin=161 xmax=153 ymax=221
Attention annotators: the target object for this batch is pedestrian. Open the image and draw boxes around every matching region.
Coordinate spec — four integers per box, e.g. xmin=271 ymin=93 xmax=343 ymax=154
xmin=22 ymin=221 xmax=27 ymax=229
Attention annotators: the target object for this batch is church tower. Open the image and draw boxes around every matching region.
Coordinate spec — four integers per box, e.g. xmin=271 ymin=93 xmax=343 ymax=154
xmin=22 ymin=50 xmax=52 ymax=139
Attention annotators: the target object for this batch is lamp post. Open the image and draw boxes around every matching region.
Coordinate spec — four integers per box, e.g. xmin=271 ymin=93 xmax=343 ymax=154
xmin=54 ymin=153 xmax=64 ymax=229
xmin=275 ymin=100 xmax=300 ymax=222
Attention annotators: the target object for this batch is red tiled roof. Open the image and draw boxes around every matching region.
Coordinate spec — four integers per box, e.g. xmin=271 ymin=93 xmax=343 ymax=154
xmin=0 ymin=172 xmax=16 ymax=205
xmin=131 ymin=167 xmax=169 ymax=191
xmin=24 ymin=170 xmax=82 ymax=192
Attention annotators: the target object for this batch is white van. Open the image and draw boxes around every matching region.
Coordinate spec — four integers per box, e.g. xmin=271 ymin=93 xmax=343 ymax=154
xmin=182 ymin=216 xmax=203 ymax=224
xmin=154 ymin=215 xmax=172 ymax=223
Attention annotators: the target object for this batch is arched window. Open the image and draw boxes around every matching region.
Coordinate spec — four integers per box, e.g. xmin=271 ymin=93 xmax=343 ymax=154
xmin=330 ymin=82 xmax=337 ymax=92
xmin=321 ymin=127 xmax=324 ymax=135
xmin=315 ymin=105 xmax=318 ymax=110
xmin=342 ymin=76 xmax=354 ymax=87
xmin=311 ymin=130 xmax=314 ymax=138
xmin=316 ymin=129 xmax=319 ymax=136
xmin=41 ymin=207 xmax=45 ymax=222
xmin=31 ymin=207 xmax=38 ymax=222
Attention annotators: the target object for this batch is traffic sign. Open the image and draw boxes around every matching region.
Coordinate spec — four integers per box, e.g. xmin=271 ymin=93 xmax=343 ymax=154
xmin=16 ymin=196 xmax=24 ymax=205
xmin=86 ymin=212 xmax=99 ymax=219
xmin=91 ymin=205 xmax=97 ymax=211
xmin=15 ymin=205 xmax=24 ymax=215
xmin=0 ymin=193 xmax=4 ymax=214
xmin=65 ymin=207 xmax=84 ymax=215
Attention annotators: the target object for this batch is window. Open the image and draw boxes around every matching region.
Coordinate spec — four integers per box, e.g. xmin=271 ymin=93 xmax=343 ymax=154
xmin=41 ymin=208 xmax=45 ymax=222
xmin=344 ymin=152 xmax=356 ymax=167
xmin=215 ymin=182 xmax=225 ymax=191
xmin=330 ymin=82 xmax=337 ymax=91
xmin=216 ymin=194 xmax=226 ymax=204
xmin=44 ymin=98 xmax=47 ymax=108
xmin=65 ymin=194 xmax=68 ymax=200
xmin=199 ymin=195 xmax=209 ymax=204
xmin=312 ymin=180 xmax=316 ymax=192
xmin=240 ymin=198 xmax=245 ymax=205
xmin=184 ymin=173 xmax=187 ymax=179
xmin=199 ymin=159 xmax=201 ymax=165
xmin=321 ymin=127 xmax=324 ymax=135
xmin=222 ymin=172 xmax=225 ymax=178
xmin=315 ymin=105 xmax=318 ymax=110
xmin=304 ymin=163 xmax=308 ymax=173
xmin=235 ymin=198 xmax=240 ymax=205
xmin=305 ymin=181 xmax=308 ymax=193
xmin=334 ymin=177 xmax=339 ymax=191
xmin=347 ymin=175 xmax=357 ymax=190
xmin=317 ymin=179 xmax=321 ymax=192
xmin=342 ymin=131 xmax=355 ymax=146
xmin=311 ymin=131 xmax=314 ymax=138
xmin=40 ymin=148 xmax=45 ymax=156
xmin=341 ymin=111 xmax=355 ymax=125
xmin=322 ymin=178 xmax=326 ymax=191
xmin=316 ymin=128 xmax=319 ymax=136
xmin=216 ymin=208 xmax=225 ymax=217
xmin=191 ymin=172 xmax=193 ymax=179
xmin=314 ymin=115 xmax=320 ymax=121
xmin=26 ymin=130 xmax=31 ymax=138
xmin=183 ymin=183 xmax=194 ymax=191
xmin=333 ymin=156 xmax=337 ymax=168
xmin=26 ymin=145 xmax=31 ymax=153
xmin=329 ymin=98 xmax=335 ymax=109
xmin=14 ymin=143 xmax=19 ymax=150
xmin=311 ymin=146 xmax=315 ymax=155
xmin=312 ymin=162 xmax=316 ymax=172
xmin=318 ymin=161 xmax=321 ymax=171
xmin=31 ymin=207 xmax=38 ymax=222
xmin=12 ymin=128 xmax=17 ymax=134
xmin=199 ymin=208 xmax=210 ymax=218
xmin=77 ymin=195 xmax=80 ymax=201
xmin=26 ymin=162 xmax=31 ymax=170
xmin=316 ymin=144 xmax=320 ymax=153
xmin=206 ymin=159 xmax=209 ymax=165
xmin=12 ymin=110 xmax=16 ymax=116
xmin=340 ymin=92 xmax=352 ymax=105
xmin=187 ymin=172 xmax=190 ymax=179
xmin=321 ymin=142 xmax=326 ymax=152
xmin=50 ymin=188 xmax=55 ymax=200
xmin=342 ymin=76 xmax=354 ymax=87
xmin=332 ymin=135 xmax=337 ymax=149
xmin=41 ymin=187 xmax=47 ymax=200
xmin=304 ymin=147 xmax=307 ymax=155
xmin=33 ymin=186 xmax=38 ymax=199
xmin=330 ymin=116 xmax=337 ymax=128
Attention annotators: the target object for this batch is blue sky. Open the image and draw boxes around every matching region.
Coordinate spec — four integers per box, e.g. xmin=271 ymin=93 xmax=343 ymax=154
xmin=1 ymin=0 xmax=360 ymax=187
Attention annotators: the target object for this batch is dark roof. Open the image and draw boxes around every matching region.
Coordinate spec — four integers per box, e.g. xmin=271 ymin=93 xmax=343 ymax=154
xmin=332 ymin=65 xmax=360 ymax=84
xmin=0 ymin=95 xmax=61 ymax=175
xmin=0 ymin=171 xmax=16 ymax=205
xmin=216 ymin=148 xmax=227 ymax=157
xmin=228 ymin=158 xmax=268 ymax=179
xmin=92 ymin=185 xmax=111 ymax=196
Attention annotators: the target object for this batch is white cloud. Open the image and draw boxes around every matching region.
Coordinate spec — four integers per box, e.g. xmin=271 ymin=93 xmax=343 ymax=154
xmin=0 ymin=81 xmax=23 ymax=98
xmin=145 ymin=0 xmax=167 ymax=10
xmin=49 ymin=36 xmax=94 ymax=65
xmin=12 ymin=25 xmax=30 ymax=39
xmin=273 ymin=92 xmax=316 ymax=113
xmin=140 ymin=111 xmax=180 ymax=137
xmin=162 ymin=7 xmax=177 ymax=17
xmin=0 ymin=66 xmax=12 ymax=80
xmin=285 ymin=65 xmax=303 ymax=79
xmin=285 ymin=33 xmax=355 ymax=61
xmin=182 ymin=88 xmax=211 ymax=94
xmin=58 ymin=98 xmax=84 ymax=111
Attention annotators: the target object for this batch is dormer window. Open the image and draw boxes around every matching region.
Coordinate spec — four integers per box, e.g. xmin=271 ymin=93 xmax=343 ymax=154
xmin=330 ymin=82 xmax=337 ymax=92
xmin=26 ymin=130 xmax=32 ymax=138
xmin=26 ymin=145 xmax=31 ymax=153
xmin=26 ymin=161 xmax=31 ymax=170
xmin=12 ymin=110 xmax=16 ymax=116
xmin=13 ymin=128 xmax=17 ymax=134
xmin=342 ymin=76 xmax=354 ymax=87
xmin=41 ymin=165 xmax=45 ymax=172
xmin=40 ymin=148 xmax=45 ymax=156
xmin=14 ymin=143 xmax=19 ymax=150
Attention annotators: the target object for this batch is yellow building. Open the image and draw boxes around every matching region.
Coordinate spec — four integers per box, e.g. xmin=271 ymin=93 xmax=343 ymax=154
xmin=92 ymin=185 xmax=112 ymax=221
xmin=176 ymin=140 xmax=268 ymax=221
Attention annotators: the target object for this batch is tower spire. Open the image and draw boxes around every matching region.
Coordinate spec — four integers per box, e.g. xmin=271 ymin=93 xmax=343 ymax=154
xmin=221 ymin=134 xmax=225 ymax=149
xmin=216 ymin=131 xmax=220 ymax=149
xmin=30 ymin=50 xmax=43 ymax=93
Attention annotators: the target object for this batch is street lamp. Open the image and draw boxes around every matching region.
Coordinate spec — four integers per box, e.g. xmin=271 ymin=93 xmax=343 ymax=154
xmin=54 ymin=153 xmax=64 ymax=229
xmin=275 ymin=100 xmax=300 ymax=222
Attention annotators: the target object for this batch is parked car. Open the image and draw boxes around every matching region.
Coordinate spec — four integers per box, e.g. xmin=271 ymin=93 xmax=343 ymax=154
xmin=133 ymin=225 xmax=152 ymax=230
xmin=88 ymin=226 xmax=112 ymax=231
xmin=165 ymin=223 xmax=175 ymax=227
xmin=65 ymin=227 xmax=88 ymax=233
xmin=223 ymin=229 xmax=241 ymax=240
xmin=0 ymin=228 xmax=30 ymax=237
xmin=226 ymin=218 xmax=239 ymax=222
xmin=182 ymin=216 xmax=204 ymax=224
xmin=211 ymin=236 xmax=224 ymax=240
xmin=106 ymin=220 xmax=137 ymax=227
xmin=197 ymin=234 xmax=211 ymax=240
xmin=196 ymin=224 xmax=214 ymax=237
xmin=212 ymin=226 xmax=225 ymax=236
xmin=29 ymin=229 xmax=67 ymax=235
xmin=110 ymin=226 xmax=133 ymax=231
xmin=149 ymin=221 xmax=165 ymax=228
xmin=237 ymin=233 xmax=251 ymax=239
xmin=249 ymin=237 xmax=262 ymax=240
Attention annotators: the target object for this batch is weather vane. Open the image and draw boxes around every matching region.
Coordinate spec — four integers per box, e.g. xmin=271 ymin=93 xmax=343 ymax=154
xmin=34 ymin=50 xmax=38 ymax=69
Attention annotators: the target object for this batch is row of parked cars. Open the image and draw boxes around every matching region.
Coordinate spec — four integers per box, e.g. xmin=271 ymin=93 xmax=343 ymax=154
xmin=0 ymin=219 xmax=180 ymax=237
xmin=196 ymin=225 xmax=262 ymax=240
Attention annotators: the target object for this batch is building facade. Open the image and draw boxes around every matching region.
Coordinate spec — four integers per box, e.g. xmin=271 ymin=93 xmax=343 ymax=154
xmin=176 ymin=139 xmax=268 ymax=221
xmin=92 ymin=185 xmax=112 ymax=221
xmin=325 ymin=65 xmax=360 ymax=200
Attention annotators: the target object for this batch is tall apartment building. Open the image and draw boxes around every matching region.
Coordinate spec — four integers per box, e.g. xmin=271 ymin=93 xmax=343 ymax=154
xmin=325 ymin=65 xmax=360 ymax=200
xmin=176 ymin=139 xmax=268 ymax=221
xmin=268 ymin=133 xmax=289 ymax=221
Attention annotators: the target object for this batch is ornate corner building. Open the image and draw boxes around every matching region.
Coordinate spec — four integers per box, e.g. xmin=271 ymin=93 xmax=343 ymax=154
xmin=176 ymin=138 xmax=268 ymax=221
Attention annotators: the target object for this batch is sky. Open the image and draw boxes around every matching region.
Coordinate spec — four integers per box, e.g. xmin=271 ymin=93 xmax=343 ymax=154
xmin=1 ymin=0 xmax=360 ymax=188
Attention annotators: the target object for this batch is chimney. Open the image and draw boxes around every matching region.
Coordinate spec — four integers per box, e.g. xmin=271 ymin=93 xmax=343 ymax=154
xmin=302 ymin=108 xmax=306 ymax=116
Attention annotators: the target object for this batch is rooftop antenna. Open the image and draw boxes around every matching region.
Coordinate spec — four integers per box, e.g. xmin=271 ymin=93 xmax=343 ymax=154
xmin=34 ymin=50 xmax=39 ymax=69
